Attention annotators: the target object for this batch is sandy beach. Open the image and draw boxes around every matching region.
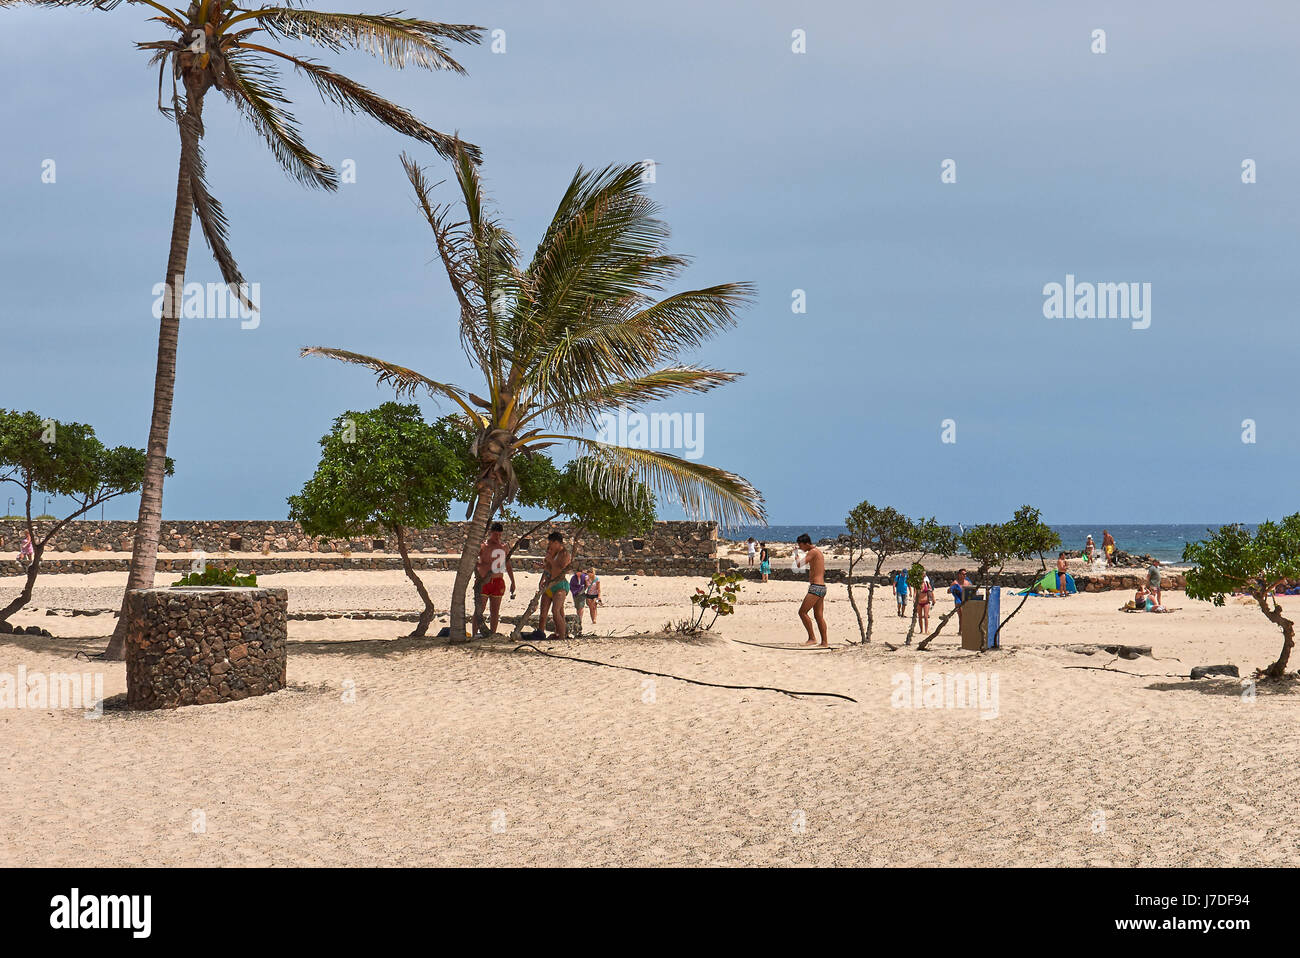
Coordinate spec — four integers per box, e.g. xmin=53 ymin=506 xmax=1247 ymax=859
xmin=3 ymin=567 xmax=1297 ymax=867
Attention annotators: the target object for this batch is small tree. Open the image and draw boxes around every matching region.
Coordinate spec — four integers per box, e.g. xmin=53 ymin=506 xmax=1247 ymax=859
xmin=843 ymin=502 xmax=956 ymax=643
xmin=0 ymin=410 xmax=162 ymax=624
xmin=287 ymin=403 xmax=465 ymax=637
xmin=689 ymin=568 xmax=746 ymax=631
xmin=918 ymin=505 xmax=1058 ymax=650
xmin=1184 ymin=518 xmax=1300 ymax=679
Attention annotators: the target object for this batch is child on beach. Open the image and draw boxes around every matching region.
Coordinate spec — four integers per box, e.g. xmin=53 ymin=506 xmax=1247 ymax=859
xmin=570 ymin=568 xmax=591 ymax=632
xmin=746 ymin=537 xmax=756 ymax=567
xmin=584 ymin=568 xmax=602 ymax=624
xmin=759 ymin=543 xmax=771 ymax=583
xmin=18 ymin=530 xmax=34 ymax=565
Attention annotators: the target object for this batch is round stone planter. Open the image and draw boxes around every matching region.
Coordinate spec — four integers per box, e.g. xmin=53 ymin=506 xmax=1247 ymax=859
xmin=125 ymin=586 xmax=288 ymax=710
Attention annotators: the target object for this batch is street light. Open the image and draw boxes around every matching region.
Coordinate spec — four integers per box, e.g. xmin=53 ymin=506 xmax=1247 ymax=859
xmin=43 ymin=496 xmax=52 ymax=517
xmin=5 ymin=497 xmax=12 ymax=519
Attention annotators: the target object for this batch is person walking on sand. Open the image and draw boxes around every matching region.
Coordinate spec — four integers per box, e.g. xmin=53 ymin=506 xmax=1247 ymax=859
xmin=570 ymin=568 xmax=591 ymax=633
xmin=537 ymin=531 xmax=572 ymax=639
xmin=746 ymin=537 xmax=756 ymax=567
xmin=17 ymin=530 xmax=34 ymax=566
xmin=795 ymin=533 xmax=829 ymax=647
xmin=1102 ymin=529 xmax=1116 ymax=566
xmin=473 ymin=522 xmax=515 ymax=636
xmin=893 ymin=568 xmax=909 ymax=617
xmin=759 ymin=542 xmax=771 ymax=583
xmin=1084 ymin=535 xmax=1096 ymax=565
xmin=584 ymin=567 xmax=602 ymax=625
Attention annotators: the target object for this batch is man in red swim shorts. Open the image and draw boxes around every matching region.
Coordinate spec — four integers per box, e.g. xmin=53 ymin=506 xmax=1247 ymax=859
xmin=473 ymin=522 xmax=515 ymax=636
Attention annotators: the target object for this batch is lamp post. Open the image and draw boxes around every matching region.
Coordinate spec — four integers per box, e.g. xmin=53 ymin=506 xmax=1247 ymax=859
xmin=6 ymin=497 xmax=12 ymax=519
xmin=44 ymin=495 xmax=52 ymax=517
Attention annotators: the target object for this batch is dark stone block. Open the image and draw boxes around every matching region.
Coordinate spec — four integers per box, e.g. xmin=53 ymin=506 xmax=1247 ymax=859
xmin=1190 ymin=664 xmax=1240 ymax=680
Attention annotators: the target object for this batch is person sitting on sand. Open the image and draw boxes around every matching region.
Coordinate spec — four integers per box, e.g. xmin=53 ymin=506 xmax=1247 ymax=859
xmin=893 ymin=569 xmax=909 ymax=617
xmin=759 ymin=542 xmax=771 ymax=583
xmin=538 ymin=531 xmax=572 ymax=639
xmin=473 ymin=522 xmax=515 ymax=636
xmin=795 ymin=533 xmax=829 ymax=647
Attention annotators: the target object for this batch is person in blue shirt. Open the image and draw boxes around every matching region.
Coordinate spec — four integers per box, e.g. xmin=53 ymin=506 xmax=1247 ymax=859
xmin=892 ymin=569 xmax=909 ymax=617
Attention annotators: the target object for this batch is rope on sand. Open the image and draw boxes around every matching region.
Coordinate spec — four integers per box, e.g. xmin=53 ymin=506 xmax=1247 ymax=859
xmin=511 ymin=643 xmax=858 ymax=703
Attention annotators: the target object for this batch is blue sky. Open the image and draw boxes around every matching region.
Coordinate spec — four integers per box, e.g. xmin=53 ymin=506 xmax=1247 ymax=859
xmin=2 ymin=1 xmax=1297 ymax=526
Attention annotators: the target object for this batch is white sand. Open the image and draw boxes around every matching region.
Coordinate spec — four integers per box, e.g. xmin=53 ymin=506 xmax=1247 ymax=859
xmin=2 ymin=568 xmax=1297 ymax=866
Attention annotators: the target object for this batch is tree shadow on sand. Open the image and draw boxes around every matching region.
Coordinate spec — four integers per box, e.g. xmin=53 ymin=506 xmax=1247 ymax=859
xmin=1146 ymin=674 xmax=1299 ymax=697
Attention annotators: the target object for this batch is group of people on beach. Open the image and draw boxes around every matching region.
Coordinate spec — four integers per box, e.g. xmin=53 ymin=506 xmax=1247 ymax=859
xmin=471 ymin=523 xmax=602 ymax=640
xmin=745 ymin=537 xmax=772 ymax=582
xmin=1082 ymin=530 xmax=1118 ymax=566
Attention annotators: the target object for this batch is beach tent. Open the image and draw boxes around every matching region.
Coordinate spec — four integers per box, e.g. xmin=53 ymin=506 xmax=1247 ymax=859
xmin=1019 ymin=570 xmax=1076 ymax=596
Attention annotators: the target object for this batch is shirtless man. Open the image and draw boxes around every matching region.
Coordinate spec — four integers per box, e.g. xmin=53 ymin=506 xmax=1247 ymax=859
xmin=795 ymin=533 xmax=829 ymax=647
xmin=473 ymin=522 xmax=515 ymax=636
xmin=537 ymin=531 xmax=572 ymax=639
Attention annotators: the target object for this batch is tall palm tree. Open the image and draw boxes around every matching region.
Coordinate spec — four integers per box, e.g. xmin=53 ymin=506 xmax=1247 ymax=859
xmin=305 ymin=147 xmax=766 ymax=639
xmin=2 ymin=1 xmax=482 ymax=658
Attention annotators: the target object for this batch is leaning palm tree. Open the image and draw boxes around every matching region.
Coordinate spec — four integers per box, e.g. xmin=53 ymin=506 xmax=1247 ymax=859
xmin=305 ymin=146 xmax=766 ymax=640
xmin=2 ymin=1 xmax=482 ymax=659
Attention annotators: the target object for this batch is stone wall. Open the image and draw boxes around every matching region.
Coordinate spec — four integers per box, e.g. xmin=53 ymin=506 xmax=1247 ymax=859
xmin=744 ymin=567 xmax=1186 ymax=592
xmin=0 ymin=519 xmax=717 ymax=559
xmin=125 ymin=587 xmax=287 ymax=710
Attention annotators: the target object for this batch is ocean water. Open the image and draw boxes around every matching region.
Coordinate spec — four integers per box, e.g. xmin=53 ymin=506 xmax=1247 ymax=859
xmin=723 ymin=524 xmax=1254 ymax=565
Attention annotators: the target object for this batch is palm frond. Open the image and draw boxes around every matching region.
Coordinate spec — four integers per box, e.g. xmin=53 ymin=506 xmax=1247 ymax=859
xmin=253 ymin=9 xmax=481 ymax=72
xmin=525 ymin=283 xmax=754 ymax=408
xmin=532 ymin=366 xmax=742 ymax=431
xmin=299 ymin=347 xmax=479 ymax=421
xmin=559 ymin=438 xmax=766 ymax=529
xmin=262 ymin=50 xmax=476 ymax=162
xmin=176 ymin=96 xmax=252 ymax=308
xmin=223 ymin=53 xmax=337 ymax=189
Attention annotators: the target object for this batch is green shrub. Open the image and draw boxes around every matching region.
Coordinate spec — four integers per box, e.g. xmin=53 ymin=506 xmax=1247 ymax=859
xmin=172 ymin=566 xmax=257 ymax=588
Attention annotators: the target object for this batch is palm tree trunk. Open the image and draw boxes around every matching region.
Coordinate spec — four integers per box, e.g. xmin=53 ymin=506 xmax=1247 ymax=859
xmin=103 ymin=91 xmax=202 ymax=661
xmin=449 ymin=484 xmax=496 ymax=641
